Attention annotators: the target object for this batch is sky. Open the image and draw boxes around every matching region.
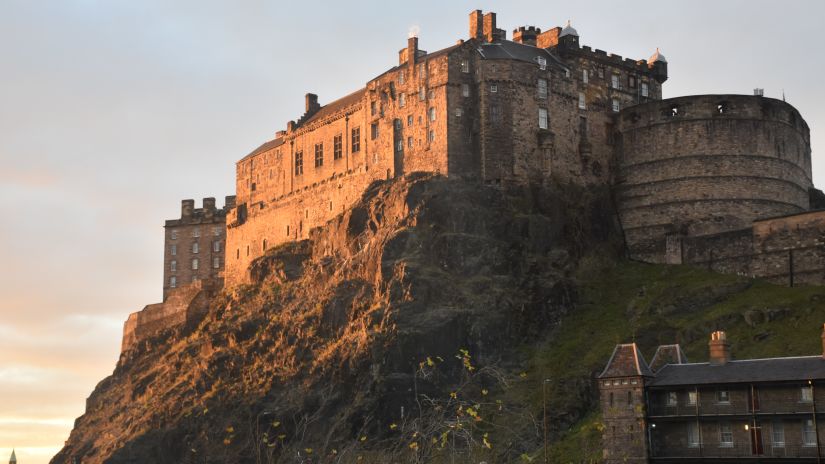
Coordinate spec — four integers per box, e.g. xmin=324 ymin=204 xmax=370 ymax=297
xmin=1 ymin=1 xmax=824 ymax=462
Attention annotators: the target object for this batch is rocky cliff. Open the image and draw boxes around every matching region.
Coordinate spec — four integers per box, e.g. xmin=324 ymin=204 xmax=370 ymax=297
xmin=52 ymin=174 xmax=825 ymax=463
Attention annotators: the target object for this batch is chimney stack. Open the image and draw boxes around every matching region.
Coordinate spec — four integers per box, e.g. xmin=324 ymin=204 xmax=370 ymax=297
xmin=203 ymin=197 xmax=216 ymax=218
xmin=709 ymin=331 xmax=731 ymax=366
xmin=181 ymin=199 xmax=194 ymax=219
xmin=225 ymin=195 xmax=237 ymax=210
xmin=305 ymin=93 xmax=320 ymax=114
xmin=469 ymin=10 xmax=483 ymax=40
xmin=408 ymin=36 xmax=418 ymax=70
xmin=482 ymin=12 xmax=496 ymax=43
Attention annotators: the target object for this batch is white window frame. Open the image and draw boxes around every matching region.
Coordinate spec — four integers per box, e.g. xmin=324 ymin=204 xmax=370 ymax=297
xmin=537 ymin=78 xmax=548 ymax=99
xmin=719 ymin=423 xmax=733 ymax=448
xmin=427 ymin=130 xmax=434 ymax=143
xmin=537 ymin=56 xmax=547 ymax=70
xmin=407 ymin=115 xmax=413 ymax=127
xmin=717 ymin=390 xmax=730 ymax=404
xmin=192 ymin=258 xmax=199 ymax=270
xmin=461 ymin=59 xmax=469 ymax=73
xmin=582 ymin=69 xmax=588 ymax=84
xmin=687 ymin=391 xmax=697 ymax=406
xmin=192 ymin=228 xmax=200 ymax=238
xmin=170 ymin=230 xmax=178 ymax=240
xmin=170 ymin=276 xmax=177 ymax=288
xmin=772 ymin=421 xmax=785 ymax=447
xmin=396 ymin=139 xmax=403 ymax=152
xmin=538 ymin=108 xmax=548 ymax=130
xmin=170 ymin=260 xmax=177 ymax=272
xmin=192 ymin=242 xmax=199 ymax=254
xmin=213 ymin=257 xmax=220 ymax=269
xmin=399 ymin=93 xmax=406 ymax=108
xmin=490 ymin=84 xmax=498 ymax=93
xmin=419 ymin=86 xmax=425 ymax=101
xmin=641 ymin=82 xmax=649 ymax=97
xmin=687 ymin=422 xmax=700 ymax=448
xmin=171 ymin=244 xmax=177 ymax=256
xmin=407 ymin=136 xmax=413 ymax=148
xmin=462 ymin=83 xmax=470 ymax=97
xmin=213 ymin=241 xmax=220 ymax=253
xmin=612 ymin=98 xmax=621 ymax=112
xmin=803 ymin=419 xmax=817 ymax=446
xmin=611 ymin=74 xmax=621 ymax=90
xmin=429 ymin=107 xmax=436 ymax=122
xmin=666 ymin=392 xmax=678 ymax=407
xmin=578 ymin=92 xmax=586 ymax=110
xmin=801 ymin=386 xmax=813 ymax=403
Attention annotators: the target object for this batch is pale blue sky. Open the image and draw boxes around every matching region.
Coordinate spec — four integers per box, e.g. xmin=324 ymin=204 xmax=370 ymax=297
xmin=1 ymin=1 xmax=823 ymax=462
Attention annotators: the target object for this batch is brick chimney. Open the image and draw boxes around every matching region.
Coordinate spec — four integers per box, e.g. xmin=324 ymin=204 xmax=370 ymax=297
xmin=709 ymin=331 xmax=731 ymax=366
xmin=181 ymin=199 xmax=194 ymax=219
xmin=408 ymin=36 xmax=418 ymax=70
xmin=305 ymin=93 xmax=320 ymax=114
xmin=225 ymin=195 xmax=237 ymax=210
xmin=537 ymin=27 xmax=562 ymax=49
xmin=482 ymin=12 xmax=496 ymax=43
xmin=203 ymin=197 xmax=216 ymax=219
xmin=469 ymin=10 xmax=483 ymax=40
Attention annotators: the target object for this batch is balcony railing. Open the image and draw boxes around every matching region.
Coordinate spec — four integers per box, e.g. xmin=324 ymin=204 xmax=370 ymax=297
xmin=648 ymin=402 xmax=820 ymax=417
xmin=651 ymin=443 xmax=824 ymax=459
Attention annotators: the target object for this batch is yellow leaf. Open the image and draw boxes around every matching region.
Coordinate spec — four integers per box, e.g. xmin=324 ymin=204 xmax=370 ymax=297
xmin=390 ymin=423 xmax=398 ymax=430
xmin=305 ymin=448 xmax=313 ymax=454
xmin=450 ymin=392 xmax=457 ymax=399
xmin=482 ymin=388 xmax=489 ymax=396
xmin=272 ymin=421 xmax=280 ymax=428
xmin=226 ymin=426 xmax=234 ymax=433
xmin=519 ymin=372 xmax=528 ymax=378
xmin=360 ymin=435 xmax=367 ymax=442
xmin=331 ymin=449 xmax=338 ymax=455
xmin=278 ymin=434 xmax=286 ymax=440
xmin=409 ymin=442 xmax=419 ymax=450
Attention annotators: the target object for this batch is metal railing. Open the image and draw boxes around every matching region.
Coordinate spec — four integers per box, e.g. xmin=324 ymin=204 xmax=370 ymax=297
xmin=651 ymin=443 xmax=823 ymax=459
xmin=648 ymin=402 xmax=820 ymax=417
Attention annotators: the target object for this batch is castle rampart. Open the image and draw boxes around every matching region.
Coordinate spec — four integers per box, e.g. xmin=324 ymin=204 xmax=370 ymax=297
xmin=616 ymin=94 xmax=812 ymax=262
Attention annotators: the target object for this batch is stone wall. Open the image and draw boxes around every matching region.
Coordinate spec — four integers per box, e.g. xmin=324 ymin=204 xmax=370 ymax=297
xmin=616 ymin=95 xmax=812 ymax=263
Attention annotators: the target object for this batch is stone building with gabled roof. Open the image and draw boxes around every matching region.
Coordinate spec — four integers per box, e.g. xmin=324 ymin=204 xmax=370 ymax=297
xmin=600 ymin=327 xmax=825 ymax=463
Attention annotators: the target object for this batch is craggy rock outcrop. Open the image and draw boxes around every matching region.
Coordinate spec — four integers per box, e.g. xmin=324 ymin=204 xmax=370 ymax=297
xmin=52 ymin=174 xmax=620 ymax=464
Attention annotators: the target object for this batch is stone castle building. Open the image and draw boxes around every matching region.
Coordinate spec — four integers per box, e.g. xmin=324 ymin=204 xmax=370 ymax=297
xmin=599 ymin=329 xmax=825 ymax=462
xmin=121 ymin=10 xmax=821 ymax=349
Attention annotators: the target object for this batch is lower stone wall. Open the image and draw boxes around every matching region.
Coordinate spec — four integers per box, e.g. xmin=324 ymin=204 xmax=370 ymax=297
xmin=674 ymin=210 xmax=825 ymax=286
xmin=121 ymin=280 xmax=215 ymax=351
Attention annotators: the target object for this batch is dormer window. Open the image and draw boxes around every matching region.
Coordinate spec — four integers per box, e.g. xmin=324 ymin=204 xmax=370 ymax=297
xmin=537 ymin=56 xmax=547 ymax=70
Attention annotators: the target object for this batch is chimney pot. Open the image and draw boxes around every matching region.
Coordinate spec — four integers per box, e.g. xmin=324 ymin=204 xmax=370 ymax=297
xmin=709 ymin=330 xmax=731 ymax=366
xmin=181 ymin=199 xmax=195 ymax=218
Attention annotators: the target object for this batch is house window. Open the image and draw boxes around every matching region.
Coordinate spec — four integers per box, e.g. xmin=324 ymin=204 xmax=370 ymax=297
xmin=370 ymin=101 xmax=377 ymax=116
xmin=687 ymin=391 xmax=697 ymax=405
xmin=213 ymin=241 xmax=220 ymax=252
xmin=687 ymin=422 xmax=700 ymax=448
xmin=407 ymin=136 xmax=413 ymax=148
xmin=582 ymin=69 xmax=588 ymax=84
xmin=192 ymin=258 xmax=199 ymax=270
xmin=192 ymin=242 xmax=199 ymax=254
xmin=295 ymin=151 xmax=303 ymax=175
xmin=801 ymin=386 xmax=813 ymax=403
xmin=407 ymin=115 xmax=413 ymax=127
xmin=213 ymin=257 xmax=220 ymax=269
xmin=396 ymin=140 xmax=403 ymax=152
xmin=578 ymin=92 xmax=586 ymax=110
xmin=611 ymin=74 xmax=621 ymax=89
xmin=666 ymin=392 xmax=678 ymax=406
xmin=171 ymin=244 xmax=177 ymax=256
xmin=641 ymin=82 xmax=649 ymax=97
xmin=612 ymin=98 xmax=620 ymax=112
xmin=170 ymin=276 xmax=177 ymax=288
xmin=371 ymin=122 xmax=379 ymax=140
xmin=428 ymin=107 xmax=436 ymax=122
xmin=419 ymin=85 xmax=425 ymax=101
xmin=803 ymin=419 xmax=817 ymax=446
xmin=192 ymin=228 xmax=200 ymax=238
xmin=537 ymin=78 xmax=548 ymax=99
xmin=537 ymin=56 xmax=547 ymax=70
xmin=427 ymin=130 xmax=434 ymax=143
xmin=419 ymin=62 xmax=426 ymax=78
xmin=719 ymin=423 xmax=733 ymax=447
xmin=772 ymin=421 xmax=785 ymax=447
xmin=461 ymin=59 xmax=469 ymax=73
xmin=629 ymin=75 xmax=637 ymax=88
xmin=455 ymin=108 xmax=463 ymax=118
xmin=333 ymin=134 xmax=343 ymax=160
xmin=314 ymin=143 xmax=323 ymax=168
xmin=170 ymin=230 xmax=178 ymax=240
xmin=491 ymin=104 xmax=501 ymax=125
xmin=399 ymin=93 xmax=406 ymax=108
xmin=717 ymin=390 xmax=730 ymax=404
xmin=213 ymin=226 xmax=221 ymax=236
xmin=538 ymin=108 xmax=548 ymax=129
xmin=598 ymin=67 xmax=604 ymax=78
xmin=170 ymin=260 xmax=177 ymax=272
xmin=627 ymin=390 xmax=632 ymax=406
xmin=490 ymin=84 xmax=498 ymax=93
xmin=351 ymin=127 xmax=360 ymax=152
xmin=609 ymin=392 xmax=614 ymax=407
xmin=399 ymin=69 xmax=405 ymax=84
xmin=462 ymin=83 xmax=470 ymax=97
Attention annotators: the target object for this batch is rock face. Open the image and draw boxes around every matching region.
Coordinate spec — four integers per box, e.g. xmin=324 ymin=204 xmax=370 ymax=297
xmin=52 ymin=174 xmax=619 ymax=464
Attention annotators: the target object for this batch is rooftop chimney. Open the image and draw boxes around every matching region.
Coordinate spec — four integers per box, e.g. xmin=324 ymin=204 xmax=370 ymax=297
xmin=408 ymin=36 xmax=418 ymax=70
xmin=469 ymin=10 xmax=484 ymax=40
xmin=709 ymin=331 xmax=731 ymax=366
xmin=181 ymin=199 xmax=194 ymax=218
xmin=225 ymin=195 xmax=236 ymax=210
xmin=482 ymin=12 xmax=497 ymax=43
xmin=203 ymin=197 xmax=216 ymax=218
xmin=305 ymin=93 xmax=320 ymax=114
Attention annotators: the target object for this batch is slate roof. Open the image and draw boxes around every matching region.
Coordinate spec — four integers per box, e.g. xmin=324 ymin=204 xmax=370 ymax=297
xmin=648 ymin=356 xmax=825 ymax=387
xmin=599 ymin=343 xmax=654 ymax=378
xmin=301 ymin=87 xmax=366 ymax=126
xmin=650 ymin=344 xmax=689 ymax=372
xmin=476 ymin=40 xmax=567 ymax=70
xmin=240 ymin=138 xmax=285 ymax=163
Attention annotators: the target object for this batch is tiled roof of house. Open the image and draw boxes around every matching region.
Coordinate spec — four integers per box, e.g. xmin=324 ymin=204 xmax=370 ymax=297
xmin=650 ymin=344 xmax=689 ymax=372
xmin=648 ymin=356 xmax=825 ymax=387
xmin=477 ymin=40 xmax=567 ymax=69
xmin=599 ymin=343 xmax=654 ymax=378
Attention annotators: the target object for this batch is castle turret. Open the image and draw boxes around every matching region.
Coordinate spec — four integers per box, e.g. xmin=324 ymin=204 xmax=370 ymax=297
xmin=203 ymin=197 xmax=216 ymax=219
xmin=558 ymin=20 xmax=579 ymax=48
xmin=9 ymin=449 xmax=16 ymax=464
xmin=513 ymin=26 xmax=540 ymax=46
xmin=648 ymin=47 xmax=668 ymax=83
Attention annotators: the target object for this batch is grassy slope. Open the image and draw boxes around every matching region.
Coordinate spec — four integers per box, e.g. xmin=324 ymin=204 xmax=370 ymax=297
xmin=520 ymin=258 xmax=825 ymax=463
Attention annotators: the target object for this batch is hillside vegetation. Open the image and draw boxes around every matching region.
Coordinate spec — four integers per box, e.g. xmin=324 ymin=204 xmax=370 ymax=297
xmin=52 ymin=174 xmax=825 ymax=464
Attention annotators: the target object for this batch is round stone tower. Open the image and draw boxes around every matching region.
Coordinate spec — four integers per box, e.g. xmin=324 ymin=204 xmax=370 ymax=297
xmin=616 ymin=94 xmax=812 ymax=262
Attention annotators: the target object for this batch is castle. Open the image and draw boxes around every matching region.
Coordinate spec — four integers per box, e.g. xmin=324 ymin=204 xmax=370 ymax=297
xmin=122 ymin=10 xmax=821 ymax=351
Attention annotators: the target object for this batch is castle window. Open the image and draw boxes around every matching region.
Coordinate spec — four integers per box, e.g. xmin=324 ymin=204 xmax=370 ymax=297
xmin=314 ymin=143 xmax=323 ymax=168
xmin=407 ymin=115 xmax=413 ymax=127
xmin=462 ymin=83 xmax=470 ymax=98
xmin=262 ymin=239 xmax=267 ymax=251
xmin=670 ymin=106 xmax=680 ymax=117
xmin=407 ymin=136 xmax=413 ymax=148
xmin=170 ymin=230 xmax=177 ymax=240
xmin=628 ymin=75 xmax=637 ymax=88
xmin=370 ymin=122 xmax=379 ymax=140
xmin=419 ymin=62 xmax=426 ymax=78
xmin=455 ymin=108 xmax=463 ymax=118
xmin=170 ymin=276 xmax=177 ymax=288
xmin=801 ymin=386 xmax=813 ymax=403
xmin=428 ymin=130 xmax=434 ymax=143
xmin=490 ymin=84 xmax=498 ymax=93
xmin=419 ymin=86 xmax=425 ymax=101
xmin=192 ymin=258 xmax=199 ymax=270
xmin=772 ymin=421 xmax=785 ymax=447
xmin=192 ymin=228 xmax=200 ymax=238
xmin=351 ymin=127 xmax=361 ymax=152
xmin=334 ymin=134 xmax=343 ymax=160
xmin=612 ymin=98 xmax=620 ymax=112
xmin=716 ymin=390 xmax=730 ymax=404
xmin=719 ymin=422 xmax=733 ymax=447
xmin=213 ymin=257 xmax=220 ymax=269
xmin=213 ymin=241 xmax=220 ymax=253
xmin=394 ymin=119 xmax=402 ymax=130
xmin=687 ymin=422 xmax=700 ymax=448
xmin=490 ymin=104 xmax=501 ymax=125
xmin=804 ymin=419 xmax=817 ymax=446
xmin=579 ymin=116 xmax=588 ymax=139
xmin=537 ymin=56 xmax=547 ymax=70
xmin=370 ymin=101 xmax=377 ymax=116
xmin=627 ymin=391 xmax=632 ymax=406
xmin=295 ymin=151 xmax=303 ymax=175
xmin=598 ymin=67 xmax=604 ymax=79
xmin=578 ymin=92 xmax=586 ymax=110
xmin=687 ymin=390 xmax=697 ymax=405
xmin=538 ymin=108 xmax=548 ymax=129
xmin=399 ymin=69 xmax=405 ymax=84
xmin=611 ymin=74 xmax=621 ymax=90
xmin=428 ymin=107 xmax=436 ymax=122
xmin=399 ymin=93 xmax=406 ymax=108
xmin=641 ymin=82 xmax=649 ymax=97
xmin=213 ymin=226 xmax=221 ymax=236
xmin=609 ymin=392 xmax=614 ymax=407
xmin=192 ymin=242 xmax=199 ymax=254
xmin=251 ymin=182 xmax=256 ymax=191
xmin=461 ymin=59 xmax=469 ymax=73
xmin=582 ymin=69 xmax=588 ymax=84
xmin=170 ymin=260 xmax=177 ymax=272
xmin=286 ymin=225 xmax=290 ymax=236
xmin=236 ymin=248 xmax=240 ymax=259
xmin=246 ymin=245 xmax=249 ymax=256
xmin=396 ymin=140 xmax=403 ymax=152
xmin=537 ymin=78 xmax=547 ymax=99
xmin=666 ymin=392 xmax=678 ymax=406
xmin=428 ymin=89 xmax=434 ymax=100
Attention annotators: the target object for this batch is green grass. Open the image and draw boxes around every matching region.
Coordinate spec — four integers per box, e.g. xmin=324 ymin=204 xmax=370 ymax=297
xmin=516 ymin=258 xmax=825 ymax=463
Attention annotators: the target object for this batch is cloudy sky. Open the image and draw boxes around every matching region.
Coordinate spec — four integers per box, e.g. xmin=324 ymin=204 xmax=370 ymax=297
xmin=1 ymin=0 xmax=823 ymax=462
